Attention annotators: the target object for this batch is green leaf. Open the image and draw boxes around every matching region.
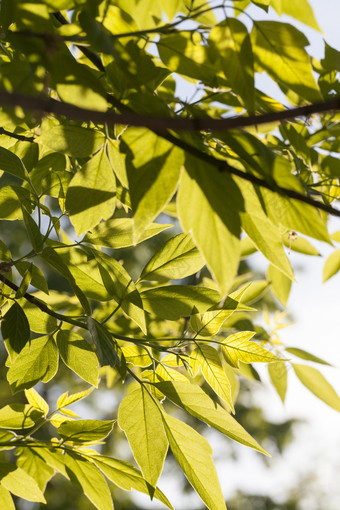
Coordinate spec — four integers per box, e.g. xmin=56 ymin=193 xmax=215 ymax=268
xmin=261 ymin=186 xmax=330 ymax=245
xmin=140 ymin=285 xmax=221 ymax=320
xmin=25 ymin=388 xmax=49 ymax=416
xmin=323 ymin=249 xmax=340 ymax=282
xmin=267 ymin=264 xmax=292 ymax=306
xmin=190 ymin=344 xmax=234 ymax=411
xmin=0 ymin=186 xmax=23 ymax=220
xmin=1 ymin=302 xmax=30 ymax=361
xmin=19 ymin=299 xmax=58 ymax=334
xmin=51 ymin=51 xmax=107 ymax=111
xmin=0 ymin=404 xmax=43 ymax=429
xmin=178 ymin=154 xmax=242 ymax=294
xmin=122 ymin=128 xmax=183 ymax=239
xmin=0 ymin=485 xmax=14 ymax=510
xmin=140 ymin=233 xmax=205 ymax=281
xmin=222 ymin=331 xmax=283 ymax=367
xmin=118 ymin=386 xmax=168 ymax=487
xmin=66 ymin=148 xmax=116 ymax=236
xmin=0 ymin=147 xmax=26 ymax=179
xmin=57 ymin=388 xmax=94 ymax=410
xmin=94 ymin=456 xmax=173 ymax=509
xmin=271 ymin=0 xmax=321 ymax=31
xmin=87 ymin=317 xmax=120 ymax=368
xmin=157 ymin=381 xmax=268 ymax=454
xmin=286 ymin=348 xmax=332 ymax=366
xmin=16 ymin=261 xmax=49 ymax=294
xmin=16 ymin=447 xmax=54 ymax=491
xmin=236 ymin=179 xmax=294 ymax=280
xmin=251 ymin=21 xmax=321 ymax=101
xmin=268 ymin=362 xmax=288 ymax=403
xmin=21 ymin=208 xmax=43 ymax=253
xmin=83 ymin=218 xmax=172 ymax=248
xmin=58 ymin=419 xmax=114 ymax=443
xmin=7 ymin=335 xmax=58 ymax=392
xmin=162 ymin=413 xmax=226 ymax=510
xmin=293 ymin=364 xmax=340 ymax=411
xmin=158 ymin=32 xmax=220 ymax=85
xmin=209 ymin=18 xmax=254 ymax=111
xmin=35 ymin=447 xmax=69 ymax=479
xmin=14 ymin=267 xmax=32 ymax=299
xmin=122 ymin=345 xmax=152 ymax=367
xmin=331 ymin=230 xmax=340 ymax=243
xmin=57 ymin=330 xmax=99 ymax=386
xmin=0 ymin=463 xmax=46 ymax=503
xmin=239 ymin=280 xmax=269 ymax=304
xmin=37 ymin=124 xmax=105 ymax=157
xmin=282 ymin=232 xmax=320 ymax=256
xmin=65 ymin=451 xmax=113 ymax=510
xmin=41 ymin=247 xmax=91 ymax=314
xmin=141 ymin=285 xmax=253 ymax=320
xmin=92 ymin=250 xmax=146 ymax=333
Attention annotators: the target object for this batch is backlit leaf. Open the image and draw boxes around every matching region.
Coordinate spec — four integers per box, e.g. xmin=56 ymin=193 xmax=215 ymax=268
xmin=157 ymin=381 xmax=268 ymax=454
xmin=65 ymin=451 xmax=113 ymax=510
xmin=293 ymin=364 xmax=340 ymax=411
xmin=7 ymin=335 xmax=58 ymax=392
xmin=140 ymin=232 xmax=205 ymax=281
xmin=222 ymin=331 xmax=283 ymax=367
xmin=190 ymin=344 xmax=233 ymax=411
xmin=118 ymin=386 xmax=168 ymax=487
xmin=57 ymin=330 xmax=99 ymax=386
xmin=162 ymin=413 xmax=226 ymax=510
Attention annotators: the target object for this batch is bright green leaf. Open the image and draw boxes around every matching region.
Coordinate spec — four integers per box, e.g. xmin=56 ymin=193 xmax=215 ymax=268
xmin=293 ymin=364 xmax=340 ymax=411
xmin=58 ymin=419 xmax=114 ymax=443
xmin=162 ymin=413 xmax=226 ymax=510
xmin=118 ymin=386 xmax=168 ymax=487
xmin=140 ymin=232 xmax=205 ymax=281
xmin=0 ymin=464 xmax=46 ymax=503
xmin=7 ymin=335 xmax=58 ymax=392
xmin=57 ymin=330 xmax=99 ymax=386
xmin=65 ymin=451 xmax=113 ymax=510
xmin=222 ymin=331 xmax=283 ymax=367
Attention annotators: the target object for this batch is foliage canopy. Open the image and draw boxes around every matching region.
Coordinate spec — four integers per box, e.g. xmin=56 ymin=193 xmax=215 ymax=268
xmin=0 ymin=0 xmax=340 ymax=508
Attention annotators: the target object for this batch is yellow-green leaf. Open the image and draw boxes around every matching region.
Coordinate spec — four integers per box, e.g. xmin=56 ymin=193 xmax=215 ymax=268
xmin=140 ymin=232 xmax=205 ymax=282
xmin=66 ymin=148 xmax=116 ymax=236
xmin=65 ymin=451 xmax=113 ymax=510
xmin=157 ymin=381 xmax=268 ymax=454
xmin=25 ymin=388 xmax=49 ymax=416
xmin=222 ymin=331 xmax=283 ymax=367
xmin=293 ymin=364 xmax=340 ymax=411
xmin=162 ymin=413 xmax=226 ymax=510
xmin=57 ymin=330 xmax=99 ymax=386
xmin=118 ymin=386 xmax=168 ymax=487
xmin=323 ymin=248 xmax=340 ymax=282
xmin=0 ymin=464 xmax=46 ymax=503
xmin=7 ymin=335 xmax=58 ymax=392
xmin=190 ymin=344 xmax=233 ymax=411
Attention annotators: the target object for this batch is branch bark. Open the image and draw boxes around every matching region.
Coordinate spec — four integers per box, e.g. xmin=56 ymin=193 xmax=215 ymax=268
xmin=1 ymin=88 xmax=339 ymax=133
xmin=1 ymin=88 xmax=339 ymax=218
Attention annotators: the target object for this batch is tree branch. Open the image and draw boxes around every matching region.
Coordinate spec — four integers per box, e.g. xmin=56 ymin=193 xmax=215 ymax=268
xmin=1 ymin=88 xmax=340 ymax=133
xmin=0 ymin=88 xmax=339 ymax=217
xmin=0 ymin=272 xmax=87 ymax=329
xmin=0 ymin=127 xmax=34 ymax=142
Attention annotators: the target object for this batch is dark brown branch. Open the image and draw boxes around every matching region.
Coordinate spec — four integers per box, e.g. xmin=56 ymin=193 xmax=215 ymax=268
xmin=0 ymin=88 xmax=339 ymax=218
xmin=0 ymin=127 xmax=34 ymax=142
xmin=1 ymin=88 xmax=340 ymax=133
xmin=0 ymin=272 xmax=87 ymax=328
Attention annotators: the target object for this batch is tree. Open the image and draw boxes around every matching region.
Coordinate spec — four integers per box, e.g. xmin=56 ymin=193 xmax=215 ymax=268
xmin=0 ymin=0 xmax=339 ymax=508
